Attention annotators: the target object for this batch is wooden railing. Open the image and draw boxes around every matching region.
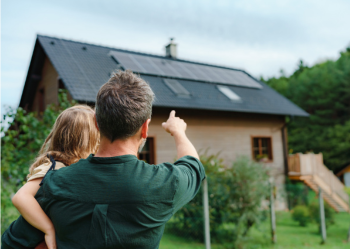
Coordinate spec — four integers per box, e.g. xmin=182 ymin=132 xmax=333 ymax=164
xmin=288 ymin=153 xmax=349 ymax=204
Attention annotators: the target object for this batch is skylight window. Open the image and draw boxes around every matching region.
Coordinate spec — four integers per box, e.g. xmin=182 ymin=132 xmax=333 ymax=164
xmin=217 ymin=86 xmax=242 ymax=102
xmin=163 ymin=79 xmax=191 ymax=98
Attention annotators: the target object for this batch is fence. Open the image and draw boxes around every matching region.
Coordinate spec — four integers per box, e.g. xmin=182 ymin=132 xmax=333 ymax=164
xmin=165 ymin=156 xmax=350 ymax=248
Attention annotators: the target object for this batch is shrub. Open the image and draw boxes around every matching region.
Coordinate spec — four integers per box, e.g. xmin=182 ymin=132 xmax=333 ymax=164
xmin=167 ymin=155 xmax=270 ymax=247
xmin=308 ymin=201 xmax=335 ymax=231
xmin=292 ymin=205 xmax=310 ymax=226
xmin=285 ymin=180 xmax=311 ymax=208
xmin=1 ymin=90 xmax=75 ymax=233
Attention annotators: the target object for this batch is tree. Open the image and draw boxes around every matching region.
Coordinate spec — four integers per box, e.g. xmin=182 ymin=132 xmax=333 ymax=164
xmin=263 ymin=48 xmax=350 ymax=171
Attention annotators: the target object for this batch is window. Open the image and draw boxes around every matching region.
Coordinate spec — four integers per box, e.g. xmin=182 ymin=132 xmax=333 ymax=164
xmin=138 ymin=137 xmax=156 ymax=164
xmin=217 ymin=86 xmax=241 ymax=102
xmin=251 ymin=137 xmax=273 ymax=161
xmin=163 ymin=79 xmax=191 ymax=98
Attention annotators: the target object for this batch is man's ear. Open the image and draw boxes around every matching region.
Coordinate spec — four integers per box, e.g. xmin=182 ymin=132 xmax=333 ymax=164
xmin=141 ymin=119 xmax=151 ymax=139
xmin=94 ymin=114 xmax=100 ymax=131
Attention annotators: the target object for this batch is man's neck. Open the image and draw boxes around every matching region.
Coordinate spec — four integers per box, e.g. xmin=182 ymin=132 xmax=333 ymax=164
xmin=95 ymin=137 xmax=139 ymax=158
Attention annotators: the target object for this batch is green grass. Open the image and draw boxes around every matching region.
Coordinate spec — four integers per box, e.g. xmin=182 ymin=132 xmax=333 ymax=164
xmin=160 ymin=212 xmax=350 ymax=249
xmin=2 ymin=206 xmax=349 ymax=249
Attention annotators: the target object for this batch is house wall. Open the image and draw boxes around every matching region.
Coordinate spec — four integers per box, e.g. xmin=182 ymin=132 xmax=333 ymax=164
xmin=149 ymin=108 xmax=287 ymax=210
xmin=31 ymin=56 xmax=73 ymax=112
xmin=344 ymin=172 xmax=350 ymax=187
xmin=31 ymin=57 xmax=59 ymax=112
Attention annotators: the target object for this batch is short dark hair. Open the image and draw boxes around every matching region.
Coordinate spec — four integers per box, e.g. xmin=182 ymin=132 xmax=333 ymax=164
xmin=95 ymin=70 xmax=154 ymax=142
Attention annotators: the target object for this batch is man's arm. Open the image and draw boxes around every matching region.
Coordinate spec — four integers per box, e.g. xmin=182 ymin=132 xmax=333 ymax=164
xmin=162 ymin=110 xmax=205 ymax=212
xmin=162 ymin=110 xmax=199 ymax=160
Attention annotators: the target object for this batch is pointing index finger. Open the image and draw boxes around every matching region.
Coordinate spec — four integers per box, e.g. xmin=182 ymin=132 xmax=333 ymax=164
xmin=169 ymin=110 xmax=176 ymax=118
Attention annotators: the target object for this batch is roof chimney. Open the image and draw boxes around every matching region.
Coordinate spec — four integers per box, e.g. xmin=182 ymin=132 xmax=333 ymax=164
xmin=165 ymin=38 xmax=177 ymax=59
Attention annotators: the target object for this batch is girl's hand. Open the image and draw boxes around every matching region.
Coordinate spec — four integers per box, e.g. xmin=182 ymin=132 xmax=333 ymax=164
xmin=44 ymin=230 xmax=57 ymax=249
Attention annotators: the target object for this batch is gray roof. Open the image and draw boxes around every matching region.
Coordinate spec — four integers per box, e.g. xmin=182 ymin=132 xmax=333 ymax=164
xmin=35 ymin=35 xmax=308 ymax=117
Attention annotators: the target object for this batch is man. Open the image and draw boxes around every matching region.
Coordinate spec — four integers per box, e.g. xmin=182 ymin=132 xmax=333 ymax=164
xmin=2 ymin=71 xmax=205 ymax=249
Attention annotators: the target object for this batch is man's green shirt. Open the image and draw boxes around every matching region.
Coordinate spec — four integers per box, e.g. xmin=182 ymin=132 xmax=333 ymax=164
xmin=2 ymin=155 xmax=205 ymax=249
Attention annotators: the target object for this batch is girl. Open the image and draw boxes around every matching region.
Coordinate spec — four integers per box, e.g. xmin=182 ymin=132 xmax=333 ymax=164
xmin=11 ymin=105 xmax=100 ymax=249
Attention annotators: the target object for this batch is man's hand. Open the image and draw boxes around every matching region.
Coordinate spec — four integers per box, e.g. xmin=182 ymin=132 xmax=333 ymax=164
xmin=162 ymin=110 xmax=199 ymax=159
xmin=162 ymin=110 xmax=187 ymax=136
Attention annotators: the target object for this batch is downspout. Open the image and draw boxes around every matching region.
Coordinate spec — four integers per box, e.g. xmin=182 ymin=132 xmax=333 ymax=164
xmin=281 ymin=121 xmax=289 ymax=178
xmin=282 ymin=116 xmax=293 ymax=210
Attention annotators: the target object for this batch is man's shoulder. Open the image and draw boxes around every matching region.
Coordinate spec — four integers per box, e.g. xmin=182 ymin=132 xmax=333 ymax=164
xmin=52 ymin=158 xmax=89 ymax=173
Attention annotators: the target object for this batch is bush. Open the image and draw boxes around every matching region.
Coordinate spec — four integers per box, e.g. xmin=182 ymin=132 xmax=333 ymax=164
xmin=1 ymin=90 xmax=75 ymax=233
xmin=167 ymin=154 xmax=270 ymax=247
xmin=308 ymin=201 xmax=335 ymax=231
xmin=286 ymin=180 xmax=311 ymax=209
xmin=292 ymin=205 xmax=310 ymax=226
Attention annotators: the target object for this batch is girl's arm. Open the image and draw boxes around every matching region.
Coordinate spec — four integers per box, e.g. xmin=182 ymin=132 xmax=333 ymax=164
xmin=12 ymin=178 xmax=56 ymax=249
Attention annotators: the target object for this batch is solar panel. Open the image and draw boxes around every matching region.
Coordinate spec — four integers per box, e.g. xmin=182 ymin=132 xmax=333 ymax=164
xmin=152 ymin=59 xmax=180 ymax=77
xmin=109 ymin=50 xmax=262 ymax=89
xmin=185 ymin=63 xmax=206 ymax=79
xmin=110 ymin=51 xmax=145 ymax=73
xmin=163 ymin=79 xmax=191 ymax=98
xmin=168 ymin=60 xmax=195 ymax=79
xmin=134 ymin=56 xmax=161 ymax=75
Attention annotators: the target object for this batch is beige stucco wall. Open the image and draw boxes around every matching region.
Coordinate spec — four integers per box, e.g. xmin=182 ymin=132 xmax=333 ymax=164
xmin=149 ymin=108 xmax=288 ymax=210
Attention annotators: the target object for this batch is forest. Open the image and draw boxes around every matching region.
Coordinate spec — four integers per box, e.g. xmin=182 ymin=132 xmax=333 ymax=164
xmin=262 ymin=47 xmax=350 ymax=172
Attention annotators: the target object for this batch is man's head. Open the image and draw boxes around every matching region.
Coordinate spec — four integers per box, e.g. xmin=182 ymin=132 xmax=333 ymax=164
xmin=95 ymin=70 xmax=155 ymax=142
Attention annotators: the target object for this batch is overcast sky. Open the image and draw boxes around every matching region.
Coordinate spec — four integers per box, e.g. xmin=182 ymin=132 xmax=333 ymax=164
xmin=2 ymin=0 xmax=350 ymax=112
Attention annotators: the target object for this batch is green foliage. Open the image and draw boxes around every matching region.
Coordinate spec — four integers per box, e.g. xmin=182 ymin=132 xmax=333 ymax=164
xmin=161 ymin=212 xmax=350 ymax=249
xmin=345 ymin=187 xmax=350 ymax=197
xmin=167 ymin=154 xmax=270 ymax=247
xmin=1 ymin=90 xmax=75 ymax=233
xmin=263 ymin=48 xmax=350 ymax=171
xmin=291 ymin=200 xmax=335 ymax=231
xmin=308 ymin=201 xmax=335 ymax=232
xmin=285 ymin=181 xmax=312 ymax=208
xmin=292 ymin=205 xmax=310 ymax=227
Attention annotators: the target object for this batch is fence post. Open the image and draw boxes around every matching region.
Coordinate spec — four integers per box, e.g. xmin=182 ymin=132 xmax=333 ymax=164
xmin=319 ymin=187 xmax=327 ymax=244
xmin=202 ymin=178 xmax=211 ymax=249
xmin=269 ymin=178 xmax=276 ymax=244
xmin=348 ymin=198 xmax=350 ymax=243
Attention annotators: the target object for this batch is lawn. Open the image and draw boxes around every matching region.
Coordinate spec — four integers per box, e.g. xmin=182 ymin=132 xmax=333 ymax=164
xmin=160 ymin=212 xmax=350 ymax=249
xmin=2 ymin=208 xmax=349 ymax=248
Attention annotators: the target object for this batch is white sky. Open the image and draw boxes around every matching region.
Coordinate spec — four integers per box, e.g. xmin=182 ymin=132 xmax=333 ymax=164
xmin=1 ymin=0 xmax=350 ymax=112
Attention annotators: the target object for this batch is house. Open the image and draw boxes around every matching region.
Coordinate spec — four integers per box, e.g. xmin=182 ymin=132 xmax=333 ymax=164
xmin=19 ymin=35 xmax=309 ymax=210
xmin=336 ymin=162 xmax=350 ymax=187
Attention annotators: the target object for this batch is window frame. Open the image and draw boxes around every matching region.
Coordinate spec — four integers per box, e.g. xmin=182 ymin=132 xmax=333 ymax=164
xmin=251 ymin=136 xmax=273 ymax=162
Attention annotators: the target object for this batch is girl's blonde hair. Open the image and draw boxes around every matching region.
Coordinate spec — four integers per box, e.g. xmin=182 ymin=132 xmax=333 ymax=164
xmin=28 ymin=105 xmax=99 ymax=179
